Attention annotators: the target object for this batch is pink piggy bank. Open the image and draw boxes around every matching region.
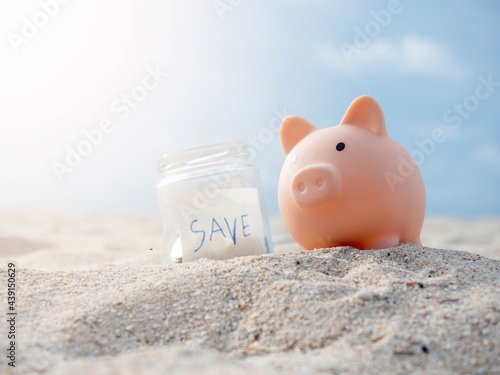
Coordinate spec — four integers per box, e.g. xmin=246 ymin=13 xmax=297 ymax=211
xmin=278 ymin=96 xmax=426 ymax=250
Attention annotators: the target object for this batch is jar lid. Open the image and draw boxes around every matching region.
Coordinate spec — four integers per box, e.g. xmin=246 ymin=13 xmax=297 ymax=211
xmin=157 ymin=142 xmax=251 ymax=178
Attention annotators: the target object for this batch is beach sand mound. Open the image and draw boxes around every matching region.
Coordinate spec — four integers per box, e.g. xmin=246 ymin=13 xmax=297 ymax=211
xmin=5 ymin=243 xmax=499 ymax=374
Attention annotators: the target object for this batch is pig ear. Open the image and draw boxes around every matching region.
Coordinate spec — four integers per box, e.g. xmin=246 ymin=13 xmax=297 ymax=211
xmin=340 ymin=96 xmax=387 ymax=136
xmin=280 ymin=116 xmax=319 ymax=156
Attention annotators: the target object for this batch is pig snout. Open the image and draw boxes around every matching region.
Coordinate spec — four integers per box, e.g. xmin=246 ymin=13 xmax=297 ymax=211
xmin=291 ymin=163 xmax=342 ymax=208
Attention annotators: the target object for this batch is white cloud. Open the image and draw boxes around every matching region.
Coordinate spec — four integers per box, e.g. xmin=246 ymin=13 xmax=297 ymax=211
xmin=473 ymin=143 xmax=500 ymax=172
xmin=318 ymin=35 xmax=466 ymax=79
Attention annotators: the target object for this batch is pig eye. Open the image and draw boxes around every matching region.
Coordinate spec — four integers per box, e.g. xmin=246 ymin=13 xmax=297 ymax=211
xmin=336 ymin=142 xmax=345 ymax=151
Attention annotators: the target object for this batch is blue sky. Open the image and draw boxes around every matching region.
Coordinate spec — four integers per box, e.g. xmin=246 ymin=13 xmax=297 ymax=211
xmin=1 ymin=0 xmax=499 ymax=216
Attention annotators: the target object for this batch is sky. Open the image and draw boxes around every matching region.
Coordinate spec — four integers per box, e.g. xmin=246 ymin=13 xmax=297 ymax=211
xmin=1 ymin=0 xmax=499 ymax=217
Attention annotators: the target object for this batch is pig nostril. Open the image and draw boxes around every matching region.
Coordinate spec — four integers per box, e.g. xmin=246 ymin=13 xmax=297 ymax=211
xmin=316 ymin=178 xmax=324 ymax=188
xmin=298 ymin=183 xmax=305 ymax=192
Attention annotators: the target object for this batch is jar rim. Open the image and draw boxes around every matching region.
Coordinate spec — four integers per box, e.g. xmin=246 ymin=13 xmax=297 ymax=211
xmin=157 ymin=142 xmax=250 ymax=175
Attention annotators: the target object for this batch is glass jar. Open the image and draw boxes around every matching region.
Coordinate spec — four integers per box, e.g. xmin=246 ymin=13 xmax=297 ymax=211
xmin=156 ymin=142 xmax=273 ymax=263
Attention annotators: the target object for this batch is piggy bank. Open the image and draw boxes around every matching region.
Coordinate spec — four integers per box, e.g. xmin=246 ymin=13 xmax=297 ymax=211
xmin=278 ymin=96 xmax=426 ymax=250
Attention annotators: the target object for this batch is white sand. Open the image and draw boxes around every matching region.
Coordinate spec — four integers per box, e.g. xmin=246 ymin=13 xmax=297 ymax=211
xmin=0 ymin=211 xmax=499 ymax=374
